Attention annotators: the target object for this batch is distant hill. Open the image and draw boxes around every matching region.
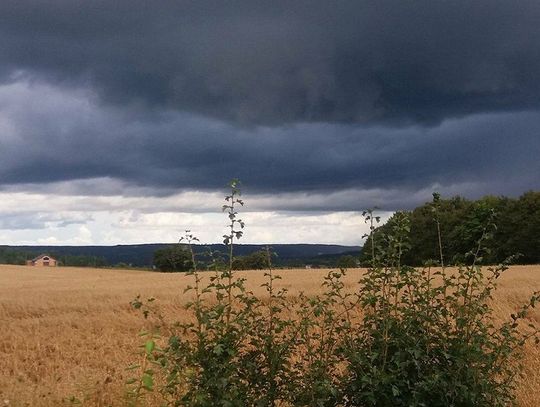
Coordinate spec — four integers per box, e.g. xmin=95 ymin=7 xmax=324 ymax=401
xmin=1 ymin=244 xmax=361 ymax=268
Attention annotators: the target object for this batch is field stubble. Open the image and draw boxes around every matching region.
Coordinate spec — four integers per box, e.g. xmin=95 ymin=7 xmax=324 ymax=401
xmin=1 ymin=264 xmax=539 ymax=406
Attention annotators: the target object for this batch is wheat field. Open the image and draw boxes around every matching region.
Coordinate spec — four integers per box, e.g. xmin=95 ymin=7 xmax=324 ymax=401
xmin=1 ymin=264 xmax=539 ymax=406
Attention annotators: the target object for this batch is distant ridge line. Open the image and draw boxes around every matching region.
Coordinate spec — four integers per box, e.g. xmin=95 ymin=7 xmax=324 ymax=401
xmin=1 ymin=243 xmax=361 ymax=267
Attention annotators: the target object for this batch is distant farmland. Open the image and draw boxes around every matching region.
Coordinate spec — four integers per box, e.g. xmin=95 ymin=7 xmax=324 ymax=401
xmin=1 ymin=264 xmax=539 ymax=406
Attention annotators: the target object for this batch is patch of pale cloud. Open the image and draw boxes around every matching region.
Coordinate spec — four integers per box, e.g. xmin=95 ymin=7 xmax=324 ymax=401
xmin=0 ymin=209 xmax=377 ymax=246
xmin=0 ymin=177 xmax=522 ymax=218
xmin=0 ymin=179 xmax=506 ymax=246
xmin=0 ymin=210 xmax=93 ymax=230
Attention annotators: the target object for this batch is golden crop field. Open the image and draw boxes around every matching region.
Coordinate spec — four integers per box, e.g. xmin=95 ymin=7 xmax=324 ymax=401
xmin=1 ymin=264 xmax=540 ymax=406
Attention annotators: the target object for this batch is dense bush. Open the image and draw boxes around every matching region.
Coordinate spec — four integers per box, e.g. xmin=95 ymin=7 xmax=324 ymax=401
xmin=336 ymin=254 xmax=358 ymax=269
xmin=60 ymin=254 xmax=108 ymax=267
xmin=129 ymin=183 xmax=539 ymax=406
xmin=153 ymin=244 xmax=193 ymax=272
xmin=0 ymin=247 xmax=32 ymax=265
xmin=232 ymin=250 xmax=269 ymax=270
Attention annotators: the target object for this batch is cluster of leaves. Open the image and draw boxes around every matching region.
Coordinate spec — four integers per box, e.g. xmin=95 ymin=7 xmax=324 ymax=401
xmin=231 ymin=250 xmax=270 ymax=270
xmin=153 ymin=245 xmax=194 ymax=272
xmin=336 ymin=254 xmax=359 ymax=269
xmin=361 ymin=191 xmax=540 ymax=266
xmin=129 ymin=185 xmax=539 ymax=406
xmin=59 ymin=254 xmax=108 ymax=267
xmin=0 ymin=247 xmax=34 ymax=265
xmin=153 ymin=245 xmax=273 ymax=273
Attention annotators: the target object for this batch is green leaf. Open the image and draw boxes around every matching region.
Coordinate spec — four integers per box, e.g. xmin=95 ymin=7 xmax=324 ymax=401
xmin=145 ymin=340 xmax=155 ymax=355
xmin=213 ymin=344 xmax=224 ymax=355
xmin=141 ymin=373 xmax=154 ymax=391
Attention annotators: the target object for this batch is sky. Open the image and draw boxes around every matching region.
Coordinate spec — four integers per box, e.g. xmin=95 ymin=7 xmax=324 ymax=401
xmin=0 ymin=1 xmax=539 ymax=246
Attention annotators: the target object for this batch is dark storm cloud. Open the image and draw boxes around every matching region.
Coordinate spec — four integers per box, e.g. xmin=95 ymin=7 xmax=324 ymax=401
xmin=0 ymin=1 xmax=539 ymax=211
xmin=0 ymin=80 xmax=538 ymax=211
xmin=1 ymin=1 xmax=540 ymax=125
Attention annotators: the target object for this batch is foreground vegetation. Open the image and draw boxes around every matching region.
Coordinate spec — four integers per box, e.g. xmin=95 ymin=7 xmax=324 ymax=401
xmin=123 ymin=184 xmax=540 ymax=406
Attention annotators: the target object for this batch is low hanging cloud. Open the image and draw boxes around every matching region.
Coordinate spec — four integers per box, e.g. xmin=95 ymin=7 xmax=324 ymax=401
xmin=0 ymin=211 xmax=92 ymax=230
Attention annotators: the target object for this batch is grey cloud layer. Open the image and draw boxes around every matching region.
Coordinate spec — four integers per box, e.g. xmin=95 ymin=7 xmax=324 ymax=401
xmin=0 ymin=81 xmax=538 ymax=208
xmin=1 ymin=1 xmax=540 ymax=125
xmin=0 ymin=210 xmax=92 ymax=230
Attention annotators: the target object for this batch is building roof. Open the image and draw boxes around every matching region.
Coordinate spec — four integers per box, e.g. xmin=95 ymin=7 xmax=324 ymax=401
xmin=30 ymin=254 xmax=55 ymax=262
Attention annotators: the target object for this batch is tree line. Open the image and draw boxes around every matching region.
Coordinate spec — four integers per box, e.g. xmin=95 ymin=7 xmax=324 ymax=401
xmin=360 ymin=191 xmax=540 ymax=266
xmin=0 ymin=247 xmax=108 ymax=267
xmin=153 ymin=246 xmax=361 ymax=272
xmin=153 ymin=247 xmax=276 ymax=272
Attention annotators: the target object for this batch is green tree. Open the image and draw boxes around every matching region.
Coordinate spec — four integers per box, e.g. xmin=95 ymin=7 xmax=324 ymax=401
xmin=360 ymin=192 xmax=540 ymax=266
xmin=492 ymin=191 xmax=540 ymax=264
xmin=153 ymin=244 xmax=193 ymax=272
xmin=337 ymin=254 xmax=358 ymax=269
xmin=232 ymin=250 xmax=268 ymax=270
